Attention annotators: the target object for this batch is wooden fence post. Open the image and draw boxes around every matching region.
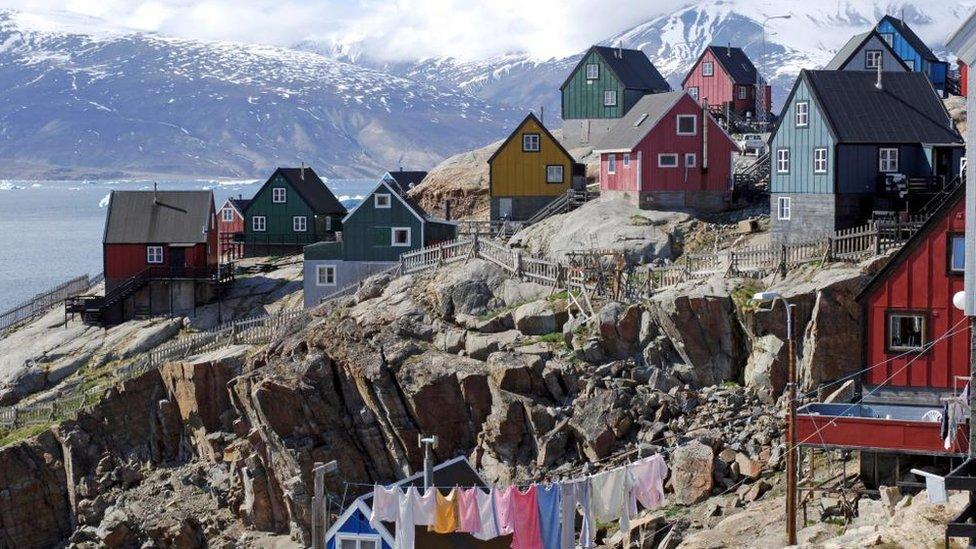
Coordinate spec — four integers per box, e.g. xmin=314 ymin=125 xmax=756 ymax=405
xmin=513 ymin=250 xmax=523 ymax=279
xmin=874 ymin=225 xmax=882 ymax=256
xmin=779 ymin=245 xmax=788 ymax=276
xmin=472 ymin=233 xmax=480 ymax=258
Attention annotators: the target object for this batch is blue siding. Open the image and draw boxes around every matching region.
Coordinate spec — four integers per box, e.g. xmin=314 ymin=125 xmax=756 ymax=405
xmin=876 ymin=20 xmax=946 ymax=88
xmin=835 ymin=144 xmax=930 ymax=194
xmin=769 ymin=79 xmax=835 ymax=194
xmin=327 ymin=507 xmax=391 ymax=549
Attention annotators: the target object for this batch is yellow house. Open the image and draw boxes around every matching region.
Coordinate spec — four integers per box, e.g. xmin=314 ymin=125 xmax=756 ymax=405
xmin=488 ymin=113 xmax=584 ymax=221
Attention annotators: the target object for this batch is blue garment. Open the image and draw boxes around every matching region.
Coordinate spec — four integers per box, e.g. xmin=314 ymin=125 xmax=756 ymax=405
xmin=536 ymin=483 xmax=561 ymax=549
xmin=578 ymin=480 xmax=595 ymax=548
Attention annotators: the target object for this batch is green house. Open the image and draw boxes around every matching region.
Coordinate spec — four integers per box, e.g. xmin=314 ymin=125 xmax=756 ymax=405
xmin=303 ymin=179 xmax=456 ymax=306
xmin=242 ymin=167 xmax=346 ymax=257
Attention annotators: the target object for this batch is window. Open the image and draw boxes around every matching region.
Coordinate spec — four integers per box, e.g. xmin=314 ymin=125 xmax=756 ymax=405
xmin=776 ymin=149 xmax=790 ymax=173
xmin=950 ymin=234 xmax=965 ymax=273
xmin=325 ymin=216 xmax=333 ymax=232
xmin=702 ymin=61 xmax=714 ymax=76
xmin=293 ymin=216 xmax=307 ymax=232
xmin=777 ymin=196 xmax=791 ymax=220
xmin=391 ymin=227 xmax=411 ymax=247
xmin=684 ymin=153 xmax=697 ymax=167
xmin=252 ymin=216 xmax=266 ymax=232
xmin=794 ymin=102 xmax=809 ymax=127
xmin=607 ymin=155 xmax=616 ymax=174
xmin=879 ymin=148 xmax=899 ymax=173
xmin=222 ymin=208 xmax=234 ymax=222
xmin=814 ymin=148 xmax=828 ymax=174
xmin=546 ymin=164 xmax=564 ymax=183
xmin=865 ymin=50 xmax=883 ymax=69
xmin=374 ymin=193 xmax=391 ymax=208
xmin=147 ymin=245 xmax=164 ymax=264
xmin=336 ymin=534 xmax=379 ymax=549
xmin=622 ymin=153 xmax=630 ymax=167
xmin=905 ymin=59 xmax=915 ymax=70
xmin=688 ymin=86 xmax=699 ymax=101
xmin=604 ymin=90 xmax=617 ymax=107
xmin=887 ymin=312 xmax=926 ymax=352
xmin=658 ymin=154 xmax=678 ymax=168
xmin=272 ymin=187 xmax=286 ymax=203
xmin=316 ymin=265 xmax=336 ymax=286
xmin=880 ymin=32 xmax=894 ymax=46
xmin=585 ymin=63 xmax=599 ymax=80
xmin=738 ymin=86 xmax=747 ymax=100
xmin=522 ymin=133 xmax=540 ymax=152
xmin=676 ymin=115 xmax=697 ymax=135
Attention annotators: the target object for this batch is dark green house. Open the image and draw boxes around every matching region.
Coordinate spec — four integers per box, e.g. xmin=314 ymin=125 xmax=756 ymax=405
xmin=242 ymin=167 xmax=346 ymax=257
xmin=561 ymin=45 xmax=671 ymax=147
xmin=303 ymin=179 xmax=456 ymax=306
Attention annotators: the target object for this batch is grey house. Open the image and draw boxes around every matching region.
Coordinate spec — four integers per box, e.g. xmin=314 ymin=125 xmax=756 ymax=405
xmin=824 ymin=30 xmax=910 ymax=72
xmin=769 ymin=70 xmax=963 ymax=242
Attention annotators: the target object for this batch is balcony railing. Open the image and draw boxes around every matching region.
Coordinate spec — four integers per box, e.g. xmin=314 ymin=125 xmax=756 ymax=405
xmin=234 ymin=233 xmax=331 ymax=246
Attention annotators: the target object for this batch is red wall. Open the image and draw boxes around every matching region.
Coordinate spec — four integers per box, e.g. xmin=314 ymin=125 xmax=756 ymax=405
xmin=105 ymin=243 xmax=212 ymax=281
xmin=864 ymin=196 xmax=968 ymax=388
xmin=600 ymin=94 xmax=737 ymax=194
xmin=960 ymin=61 xmax=969 ymax=97
xmin=217 ymin=201 xmax=244 ymax=237
xmin=682 ymin=49 xmax=771 ymax=115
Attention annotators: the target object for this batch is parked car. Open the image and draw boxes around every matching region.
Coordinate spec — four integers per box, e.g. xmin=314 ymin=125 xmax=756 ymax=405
xmin=739 ymin=133 xmax=767 ymax=155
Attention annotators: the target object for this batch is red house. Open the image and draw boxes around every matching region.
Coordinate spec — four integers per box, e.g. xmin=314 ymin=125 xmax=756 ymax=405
xmin=797 ymin=186 xmax=969 ymax=462
xmin=593 ymin=91 xmax=739 ymax=212
xmin=682 ymin=46 xmax=771 ymax=120
xmin=959 ymin=60 xmax=969 ymax=96
xmin=218 ymin=196 xmax=249 ymax=260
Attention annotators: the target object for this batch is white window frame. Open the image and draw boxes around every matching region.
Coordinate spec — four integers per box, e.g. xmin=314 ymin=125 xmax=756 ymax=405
xmin=391 ymin=227 xmax=412 ymax=247
xmin=374 ymin=193 xmax=391 ymax=209
xmin=222 ymin=208 xmax=234 ymax=222
xmin=887 ymin=312 xmax=926 ymax=352
xmin=794 ymin=102 xmax=809 ymax=127
xmin=905 ymin=59 xmax=915 ymax=70
xmin=293 ymin=215 xmax=307 ymax=232
xmin=522 ymin=133 xmax=540 ymax=152
xmin=879 ymin=148 xmax=899 ymax=173
xmin=325 ymin=215 xmax=333 ymax=232
xmin=622 ymin=153 xmax=630 ymax=168
xmin=603 ymin=90 xmax=617 ymax=107
xmin=252 ymin=215 xmax=266 ymax=232
xmin=607 ymin=155 xmax=616 ymax=174
xmin=776 ymin=149 xmax=790 ymax=174
xmin=272 ymin=187 xmax=286 ymax=203
xmin=585 ymin=63 xmax=599 ymax=80
xmin=738 ymin=86 xmax=747 ymax=100
xmin=315 ymin=265 xmax=336 ymax=287
xmin=865 ymin=50 xmax=883 ymax=69
xmin=658 ymin=153 xmax=679 ymax=168
xmin=702 ymin=61 xmax=714 ymax=76
xmin=676 ymin=115 xmax=697 ymax=136
xmin=813 ymin=147 xmax=828 ymax=174
xmin=880 ymin=32 xmax=894 ymax=46
xmin=335 ymin=533 xmax=380 ymax=549
xmin=546 ymin=164 xmax=564 ymax=183
xmin=147 ymin=245 xmax=164 ymax=264
xmin=777 ymin=197 xmax=791 ymax=220
xmin=688 ymin=86 xmax=699 ymax=101
xmin=684 ymin=153 xmax=697 ymax=168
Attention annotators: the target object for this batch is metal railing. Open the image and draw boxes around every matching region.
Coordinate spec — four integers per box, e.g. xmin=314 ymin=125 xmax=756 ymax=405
xmin=0 ymin=273 xmax=101 ymax=337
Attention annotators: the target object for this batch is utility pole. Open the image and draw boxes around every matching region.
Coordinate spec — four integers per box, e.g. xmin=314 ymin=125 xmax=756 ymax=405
xmin=759 ymin=14 xmax=792 ymax=130
xmin=419 ymin=434 xmax=438 ymax=491
xmin=311 ymin=460 xmax=339 ymax=549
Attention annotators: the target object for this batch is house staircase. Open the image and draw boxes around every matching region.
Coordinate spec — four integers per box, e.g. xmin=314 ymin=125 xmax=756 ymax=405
xmin=732 ymin=152 xmax=771 ymax=200
xmin=524 ymin=188 xmax=599 ymax=226
xmin=945 ymin=458 xmax=976 ymax=545
xmin=946 ymin=72 xmax=963 ymax=97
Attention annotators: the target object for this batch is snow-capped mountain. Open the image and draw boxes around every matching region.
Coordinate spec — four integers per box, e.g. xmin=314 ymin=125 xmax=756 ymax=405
xmin=0 ymin=10 xmax=520 ymax=180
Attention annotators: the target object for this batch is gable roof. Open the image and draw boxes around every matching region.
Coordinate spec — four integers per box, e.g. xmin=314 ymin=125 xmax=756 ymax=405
xmin=343 ymin=178 xmax=430 ymax=226
xmin=800 ymin=70 xmax=961 ymax=144
xmin=856 ymin=184 xmax=964 ymax=302
xmin=487 ymin=112 xmax=576 ymax=165
xmin=104 ymin=190 xmax=213 ymax=244
xmin=878 ymin=15 xmax=941 ymax=63
xmin=824 ymin=30 xmax=911 ymax=71
xmin=254 ymin=167 xmax=346 ymax=216
xmin=323 ymin=498 xmax=396 ymax=548
xmin=705 ymin=46 xmax=761 ymax=85
xmin=383 ymin=170 xmax=428 ymax=194
xmin=560 ymin=46 xmax=671 ymax=93
xmin=221 ymin=197 xmax=251 ymax=217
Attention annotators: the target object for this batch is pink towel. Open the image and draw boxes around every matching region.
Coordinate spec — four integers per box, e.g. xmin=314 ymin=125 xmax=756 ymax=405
xmin=457 ymin=487 xmax=483 ymax=534
xmin=493 ymin=486 xmax=515 ymax=536
xmin=510 ymin=485 xmax=544 ymax=549
xmin=628 ymin=454 xmax=668 ymax=511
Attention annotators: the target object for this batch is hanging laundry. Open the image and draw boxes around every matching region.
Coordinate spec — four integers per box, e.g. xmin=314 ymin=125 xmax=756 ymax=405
xmin=577 ymin=479 xmax=596 ymax=549
xmin=628 ymin=454 xmax=669 ymax=511
xmin=430 ymin=487 xmax=460 ymax=534
xmin=370 ymin=485 xmax=399 ymax=528
xmin=590 ymin=467 xmax=632 ymax=533
xmin=535 ymin=483 xmax=562 ymax=549
xmin=457 ymin=487 xmax=483 ymax=534
xmin=945 ymin=397 xmax=966 ymax=450
xmin=472 ymin=487 xmax=500 ymax=541
xmin=511 ymin=485 xmax=545 ymax=549
xmin=558 ymin=481 xmax=579 ymax=549
xmin=493 ymin=486 xmax=515 ymax=536
xmin=394 ymin=486 xmax=436 ymax=549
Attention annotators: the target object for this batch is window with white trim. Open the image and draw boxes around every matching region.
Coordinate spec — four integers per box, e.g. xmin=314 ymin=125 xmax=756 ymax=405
xmin=522 ymin=133 xmax=540 ymax=152
xmin=865 ymin=50 xmax=882 ymax=69
xmin=738 ymin=86 xmax=747 ymax=100
xmin=688 ymin=86 xmax=699 ymax=101
xmin=252 ymin=216 xmax=266 ymax=232
xmin=293 ymin=216 xmax=307 ymax=232
xmin=336 ymin=534 xmax=380 ymax=549
xmin=777 ymin=196 xmax=791 ymax=220
xmin=676 ymin=115 xmax=697 ymax=135
xmin=316 ymin=265 xmax=336 ymax=287
xmin=776 ymin=149 xmax=790 ymax=173
xmin=702 ymin=61 xmax=714 ymax=76
xmin=585 ymin=63 xmax=599 ymax=80
xmin=658 ymin=154 xmax=678 ymax=168
xmin=607 ymin=155 xmax=616 ymax=174
xmin=887 ymin=312 xmax=925 ymax=351
xmin=905 ymin=59 xmax=915 ymax=70
xmin=546 ymin=164 xmax=564 ymax=183
xmin=391 ymin=227 xmax=411 ymax=247
xmin=684 ymin=153 xmax=696 ymax=167
xmin=147 ymin=245 xmax=164 ymax=264
xmin=880 ymin=32 xmax=894 ymax=46
xmin=272 ymin=187 xmax=286 ymax=203
xmin=374 ymin=193 xmax=391 ymax=208
xmin=813 ymin=147 xmax=828 ymax=174
xmin=622 ymin=153 xmax=630 ymax=167
xmin=879 ymin=148 xmax=899 ymax=173
xmin=794 ymin=102 xmax=809 ymax=127
xmin=604 ymin=90 xmax=617 ymax=107
xmin=222 ymin=208 xmax=234 ymax=222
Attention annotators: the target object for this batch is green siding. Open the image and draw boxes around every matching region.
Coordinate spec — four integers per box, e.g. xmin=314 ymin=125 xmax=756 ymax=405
xmin=561 ymin=51 xmax=626 ymax=120
xmin=304 ymin=241 xmax=343 ymax=260
xmin=769 ymin=79 xmax=836 ymax=194
xmin=342 ymin=185 xmax=424 ymax=262
xmin=244 ymin=173 xmax=319 ymax=241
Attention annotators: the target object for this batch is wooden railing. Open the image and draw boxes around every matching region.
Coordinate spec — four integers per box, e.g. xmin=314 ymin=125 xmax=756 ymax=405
xmin=0 ymin=273 xmax=101 ymax=337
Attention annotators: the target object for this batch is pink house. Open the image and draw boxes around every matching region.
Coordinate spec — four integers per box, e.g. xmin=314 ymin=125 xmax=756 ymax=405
xmin=593 ymin=91 xmax=739 ymax=212
xmin=682 ymin=46 xmax=772 ymax=119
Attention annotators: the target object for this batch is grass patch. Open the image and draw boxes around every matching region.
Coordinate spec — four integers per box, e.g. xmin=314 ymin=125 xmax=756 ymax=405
xmin=731 ymin=279 xmax=765 ymax=311
xmin=537 ymin=332 xmax=564 ymax=344
xmin=548 ymin=290 xmax=569 ymax=301
xmin=630 ymin=214 xmax=653 ymax=226
xmin=0 ymin=423 xmax=51 ymax=447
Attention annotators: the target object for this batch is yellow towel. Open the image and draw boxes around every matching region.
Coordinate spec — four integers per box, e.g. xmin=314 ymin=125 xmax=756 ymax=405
xmin=429 ymin=487 xmax=460 ymax=534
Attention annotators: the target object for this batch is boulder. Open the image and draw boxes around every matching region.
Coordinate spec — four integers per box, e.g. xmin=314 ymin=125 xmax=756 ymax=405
xmin=96 ymin=507 xmax=135 ymax=547
xmin=734 ymin=453 xmax=762 ymax=480
xmin=355 ymin=273 xmax=393 ymax=302
xmin=597 ymin=302 xmax=642 ymax=359
xmin=465 ymin=330 xmax=521 ymax=361
xmin=743 ymin=334 xmax=786 ymax=394
xmin=671 ymin=441 xmax=715 ymax=505
xmin=568 ymin=389 xmax=619 ymax=460
xmin=513 ymin=300 xmax=558 ymax=335
xmin=434 ymin=328 xmax=466 ymax=354
xmin=487 ymin=352 xmax=544 ymax=395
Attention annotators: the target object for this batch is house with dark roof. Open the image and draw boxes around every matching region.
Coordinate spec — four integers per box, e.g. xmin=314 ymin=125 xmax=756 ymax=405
xmin=681 ymin=45 xmax=771 ymax=122
xmin=876 ymin=15 xmax=950 ymax=94
xmin=242 ymin=166 xmax=347 ymax=257
xmin=824 ymin=30 xmax=911 ymax=73
xmin=303 ymin=178 xmax=456 ymax=307
xmin=594 ymin=91 xmax=739 ymax=212
xmin=217 ymin=196 xmax=250 ymax=260
xmin=560 ymin=45 xmax=671 ymax=147
xmin=382 ymin=170 xmax=428 ymax=194
xmin=769 ymin=70 xmax=963 ymax=242
xmin=488 ymin=112 xmax=585 ymax=222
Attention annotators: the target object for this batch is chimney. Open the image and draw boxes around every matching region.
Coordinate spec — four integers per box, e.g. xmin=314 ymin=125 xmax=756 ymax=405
xmin=301 ymin=161 xmax=306 ymax=181
xmin=875 ymin=62 xmax=883 ymax=91
xmin=540 ymin=105 xmax=545 ymax=125
xmin=444 ymin=199 xmax=452 ymax=221
xmin=153 ymin=182 xmax=158 ymax=205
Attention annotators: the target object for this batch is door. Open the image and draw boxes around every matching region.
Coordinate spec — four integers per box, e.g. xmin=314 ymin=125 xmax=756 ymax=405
xmin=499 ymin=198 xmax=513 ymax=220
xmin=933 ymin=148 xmax=954 ymax=182
xmin=169 ymin=247 xmax=186 ymax=271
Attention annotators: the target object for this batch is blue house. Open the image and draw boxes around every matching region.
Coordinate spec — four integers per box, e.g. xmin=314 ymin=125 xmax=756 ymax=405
xmin=824 ymin=30 xmax=910 ymax=73
xmin=876 ymin=15 xmax=950 ymax=94
xmin=769 ymin=70 xmax=963 ymax=242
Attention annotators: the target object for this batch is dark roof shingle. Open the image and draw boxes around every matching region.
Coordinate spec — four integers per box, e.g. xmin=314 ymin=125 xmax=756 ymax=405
xmin=228 ymin=198 xmax=251 ymax=214
xmin=592 ymin=46 xmax=671 ymax=92
xmin=706 ymin=46 xmax=761 ymax=85
xmin=104 ymin=190 xmax=213 ymax=244
xmin=879 ymin=15 xmax=941 ymax=63
xmin=593 ymin=91 xmax=685 ymax=151
xmin=273 ymin=167 xmax=346 ymax=215
xmin=384 ymin=170 xmax=428 ymax=194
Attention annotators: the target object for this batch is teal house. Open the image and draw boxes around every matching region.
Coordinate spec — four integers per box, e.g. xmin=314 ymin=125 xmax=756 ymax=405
xmin=303 ymin=178 xmax=456 ymax=306
xmin=242 ymin=166 xmax=346 ymax=257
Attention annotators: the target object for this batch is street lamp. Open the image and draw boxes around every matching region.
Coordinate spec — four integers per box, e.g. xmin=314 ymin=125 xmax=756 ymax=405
xmin=752 ymin=290 xmax=798 ymax=545
xmin=758 ymin=14 xmax=792 ymax=130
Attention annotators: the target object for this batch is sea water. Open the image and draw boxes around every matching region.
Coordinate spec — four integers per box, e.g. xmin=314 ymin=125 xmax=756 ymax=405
xmin=0 ymin=178 xmax=372 ymax=310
